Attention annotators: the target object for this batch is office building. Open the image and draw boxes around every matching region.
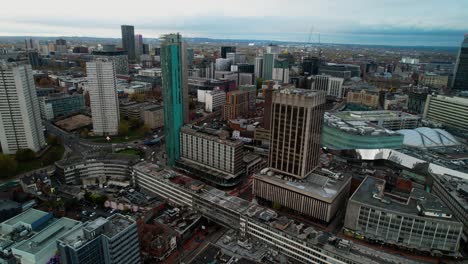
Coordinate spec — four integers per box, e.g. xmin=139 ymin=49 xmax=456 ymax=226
xmin=269 ymin=89 xmax=326 ymax=179
xmin=302 ymin=57 xmax=320 ymax=76
xmin=421 ymin=72 xmax=449 ymax=89
xmin=177 ymin=125 xmax=245 ymax=187
xmin=254 ymin=57 xmax=263 ymax=78
xmin=266 ymin=44 xmax=280 ymax=54
xmin=205 ymin=90 xmax=226 ymax=112
xmin=215 ymin=58 xmax=232 ymax=71
xmin=319 ymin=63 xmax=361 ymax=79
xmin=39 ymin=93 xmax=85 ymax=120
xmin=347 ymin=90 xmax=380 ymax=108
xmin=92 ymin=50 xmax=129 ymax=75
xmin=322 ymin=112 xmax=404 ymax=150
xmin=223 ymin=90 xmax=252 ymax=120
xmin=408 ymin=91 xmax=429 ymax=114
xmin=423 ymin=95 xmax=468 ymax=133
xmin=344 ymin=176 xmax=463 ymax=256
xmin=133 ymin=162 xmax=413 ymax=264
xmin=55 ymin=38 xmax=67 ymax=54
xmin=12 ymin=218 xmax=81 ymax=264
xmin=221 ymin=46 xmax=236 ymax=59
xmin=262 ymin=53 xmax=276 ymax=80
xmin=0 ymin=62 xmax=45 ymax=154
xmin=430 ymin=173 xmax=468 ymax=240
xmin=226 ymin=52 xmax=246 ymax=64
xmin=451 ymin=34 xmax=468 ymax=91
xmin=142 ymin=105 xmax=164 ymax=129
xmin=135 ymin=34 xmax=143 ymax=62
xmin=272 ymin=59 xmax=289 ymax=83
xmin=86 ymin=59 xmax=120 ymax=136
xmin=72 ymin=46 xmax=89 ymax=54
xmin=57 ymin=214 xmax=140 ymax=264
xmin=142 ymin=43 xmax=150 ymax=55
xmin=121 ymin=25 xmax=136 ymax=63
xmin=27 ymin=51 xmax=40 ymax=68
xmin=310 ymin=75 xmax=345 ymax=99
xmin=161 ymin=33 xmax=185 ymax=166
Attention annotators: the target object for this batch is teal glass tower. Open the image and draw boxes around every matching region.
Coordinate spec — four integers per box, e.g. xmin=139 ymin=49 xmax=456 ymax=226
xmin=161 ymin=33 xmax=184 ymax=166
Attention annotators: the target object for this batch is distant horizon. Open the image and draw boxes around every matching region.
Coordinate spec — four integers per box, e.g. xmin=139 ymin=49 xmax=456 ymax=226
xmin=0 ymin=34 xmax=463 ymax=49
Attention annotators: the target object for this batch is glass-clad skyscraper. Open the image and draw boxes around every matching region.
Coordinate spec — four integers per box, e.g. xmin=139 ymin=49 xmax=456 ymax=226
xmin=161 ymin=33 xmax=184 ymax=166
xmin=121 ymin=25 xmax=136 ymax=63
xmin=452 ymin=34 xmax=468 ymax=91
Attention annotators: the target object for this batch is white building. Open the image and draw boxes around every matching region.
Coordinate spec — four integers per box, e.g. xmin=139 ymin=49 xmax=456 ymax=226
xmin=86 ymin=59 xmax=120 ymax=136
xmin=272 ymin=67 xmax=290 ymax=84
xmin=226 ymin=52 xmax=246 ymax=64
xmin=205 ymin=90 xmax=226 ymax=112
xmin=310 ymin=75 xmax=345 ymax=98
xmin=0 ymin=62 xmax=45 ymax=154
xmin=215 ymin=58 xmax=232 ymax=71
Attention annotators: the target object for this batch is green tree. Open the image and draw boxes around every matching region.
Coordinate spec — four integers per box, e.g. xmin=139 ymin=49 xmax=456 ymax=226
xmin=15 ymin=149 xmax=36 ymax=162
xmin=189 ymin=101 xmax=196 ymax=110
xmin=0 ymin=154 xmax=17 ymax=178
xmin=272 ymin=201 xmax=282 ymax=210
xmin=130 ymin=93 xmax=145 ymax=103
xmin=42 ymin=148 xmax=63 ymax=165
xmin=128 ymin=118 xmax=141 ymax=129
xmin=118 ymin=122 xmax=130 ymax=136
xmin=46 ymin=135 xmax=61 ymax=146
xmin=256 ymin=77 xmax=264 ymax=90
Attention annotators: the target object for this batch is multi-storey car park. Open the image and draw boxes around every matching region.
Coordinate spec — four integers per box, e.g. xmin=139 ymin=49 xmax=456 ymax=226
xmin=133 ymin=161 xmax=429 ymax=264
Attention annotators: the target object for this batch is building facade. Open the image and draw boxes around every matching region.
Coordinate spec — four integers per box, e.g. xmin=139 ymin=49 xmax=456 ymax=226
xmin=121 ymin=25 xmax=136 ymax=63
xmin=92 ymin=50 xmax=129 ymax=75
xmin=205 ymin=90 xmax=225 ymax=112
xmin=223 ymin=90 xmax=252 ymax=120
xmin=310 ymin=75 xmax=345 ymax=99
xmin=423 ymin=95 xmax=468 ymax=133
xmin=272 ymin=59 xmax=289 ymax=84
xmin=142 ymin=105 xmax=164 ymax=129
xmin=178 ymin=126 xmax=244 ymax=187
xmin=254 ymin=57 xmax=263 ymax=79
xmin=39 ymin=93 xmax=85 ymax=120
xmin=344 ymin=176 xmax=463 ymax=256
xmin=87 ymin=59 xmax=120 ymax=136
xmin=451 ymin=34 xmax=468 ymax=91
xmin=161 ymin=33 xmax=185 ymax=166
xmin=269 ymin=89 xmax=326 ymax=179
xmin=262 ymin=53 xmax=276 ymax=80
xmin=0 ymin=62 xmax=45 ymax=154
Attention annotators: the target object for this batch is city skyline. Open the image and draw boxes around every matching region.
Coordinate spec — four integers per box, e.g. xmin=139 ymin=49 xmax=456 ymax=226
xmin=1 ymin=0 xmax=468 ymax=46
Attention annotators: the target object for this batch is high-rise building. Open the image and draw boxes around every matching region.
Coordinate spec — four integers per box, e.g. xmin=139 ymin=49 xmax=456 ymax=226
xmin=57 ymin=214 xmax=141 ymax=264
xmin=423 ymin=95 xmax=468 ymax=133
xmin=86 ymin=59 xmax=120 ymax=136
xmin=27 ymin=51 xmax=40 ymax=68
xmin=0 ymin=62 xmax=45 ymax=154
xmin=310 ymin=75 xmax=345 ymax=98
xmin=302 ymin=57 xmax=320 ymax=76
xmin=254 ymin=57 xmax=263 ymax=78
xmin=262 ymin=53 xmax=276 ymax=80
xmin=121 ymin=25 xmax=136 ymax=63
xmin=451 ymin=34 xmax=468 ymax=91
xmin=135 ymin=34 xmax=143 ymax=63
xmin=269 ymin=89 xmax=326 ymax=179
xmin=223 ymin=90 xmax=252 ymax=120
xmin=226 ymin=52 xmax=246 ymax=64
xmin=161 ymin=33 xmax=185 ymax=166
xmin=272 ymin=59 xmax=289 ymax=83
xmin=221 ymin=46 xmax=236 ymax=59
xmin=266 ymin=44 xmax=280 ymax=54
xmin=55 ymin=38 xmax=67 ymax=54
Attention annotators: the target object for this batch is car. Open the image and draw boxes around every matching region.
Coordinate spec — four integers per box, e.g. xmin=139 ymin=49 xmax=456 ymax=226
xmin=89 ymin=212 xmax=96 ymax=217
xmin=109 ymin=209 xmax=117 ymax=214
xmin=82 ymin=210 xmax=88 ymax=215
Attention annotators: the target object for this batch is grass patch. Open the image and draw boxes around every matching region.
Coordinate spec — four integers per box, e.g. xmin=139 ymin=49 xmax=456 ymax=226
xmin=116 ymin=149 xmax=143 ymax=157
xmin=15 ymin=144 xmax=65 ymax=175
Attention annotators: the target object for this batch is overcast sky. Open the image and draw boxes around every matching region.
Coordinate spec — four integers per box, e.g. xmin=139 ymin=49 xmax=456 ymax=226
xmin=1 ymin=0 xmax=467 ymax=45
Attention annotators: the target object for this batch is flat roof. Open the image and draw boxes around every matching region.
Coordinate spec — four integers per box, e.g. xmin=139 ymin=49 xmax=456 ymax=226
xmin=254 ymin=168 xmax=351 ymax=203
xmin=103 ymin=214 xmax=134 ymax=238
xmin=2 ymin=209 xmax=49 ymax=228
xmin=13 ymin=218 xmax=80 ymax=254
xmin=334 ymin=111 xmax=420 ymax=121
xmin=350 ymin=176 xmax=457 ymax=221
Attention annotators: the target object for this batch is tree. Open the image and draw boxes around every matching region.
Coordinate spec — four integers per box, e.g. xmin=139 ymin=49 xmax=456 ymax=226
xmin=189 ymin=101 xmax=196 ymax=110
xmin=46 ymin=135 xmax=61 ymax=146
xmin=0 ymin=154 xmax=17 ymax=178
xmin=80 ymin=128 xmax=89 ymax=138
xmin=272 ymin=201 xmax=282 ymax=210
xmin=118 ymin=122 xmax=130 ymax=136
xmin=128 ymin=118 xmax=142 ymax=129
xmin=130 ymin=93 xmax=145 ymax=103
xmin=15 ymin=149 xmax=36 ymax=162
xmin=256 ymin=77 xmax=264 ymax=90
xmin=42 ymin=147 xmax=63 ymax=165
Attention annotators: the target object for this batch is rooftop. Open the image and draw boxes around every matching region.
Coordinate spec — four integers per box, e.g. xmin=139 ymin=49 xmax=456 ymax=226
xmin=254 ymin=168 xmax=352 ymax=203
xmin=181 ymin=125 xmax=243 ymax=147
xmin=13 ymin=218 xmax=80 ymax=254
xmin=351 ymin=176 xmax=456 ymax=221
xmin=2 ymin=209 xmax=49 ymax=228
xmin=56 ymin=152 xmax=139 ymax=167
xmin=277 ymin=88 xmax=323 ymax=97
xmin=398 ymin=127 xmax=460 ymax=148
xmin=324 ymin=112 xmax=400 ymax=137
xmin=334 ymin=110 xmax=420 ymax=121
xmin=102 ymin=214 xmax=135 ymax=238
